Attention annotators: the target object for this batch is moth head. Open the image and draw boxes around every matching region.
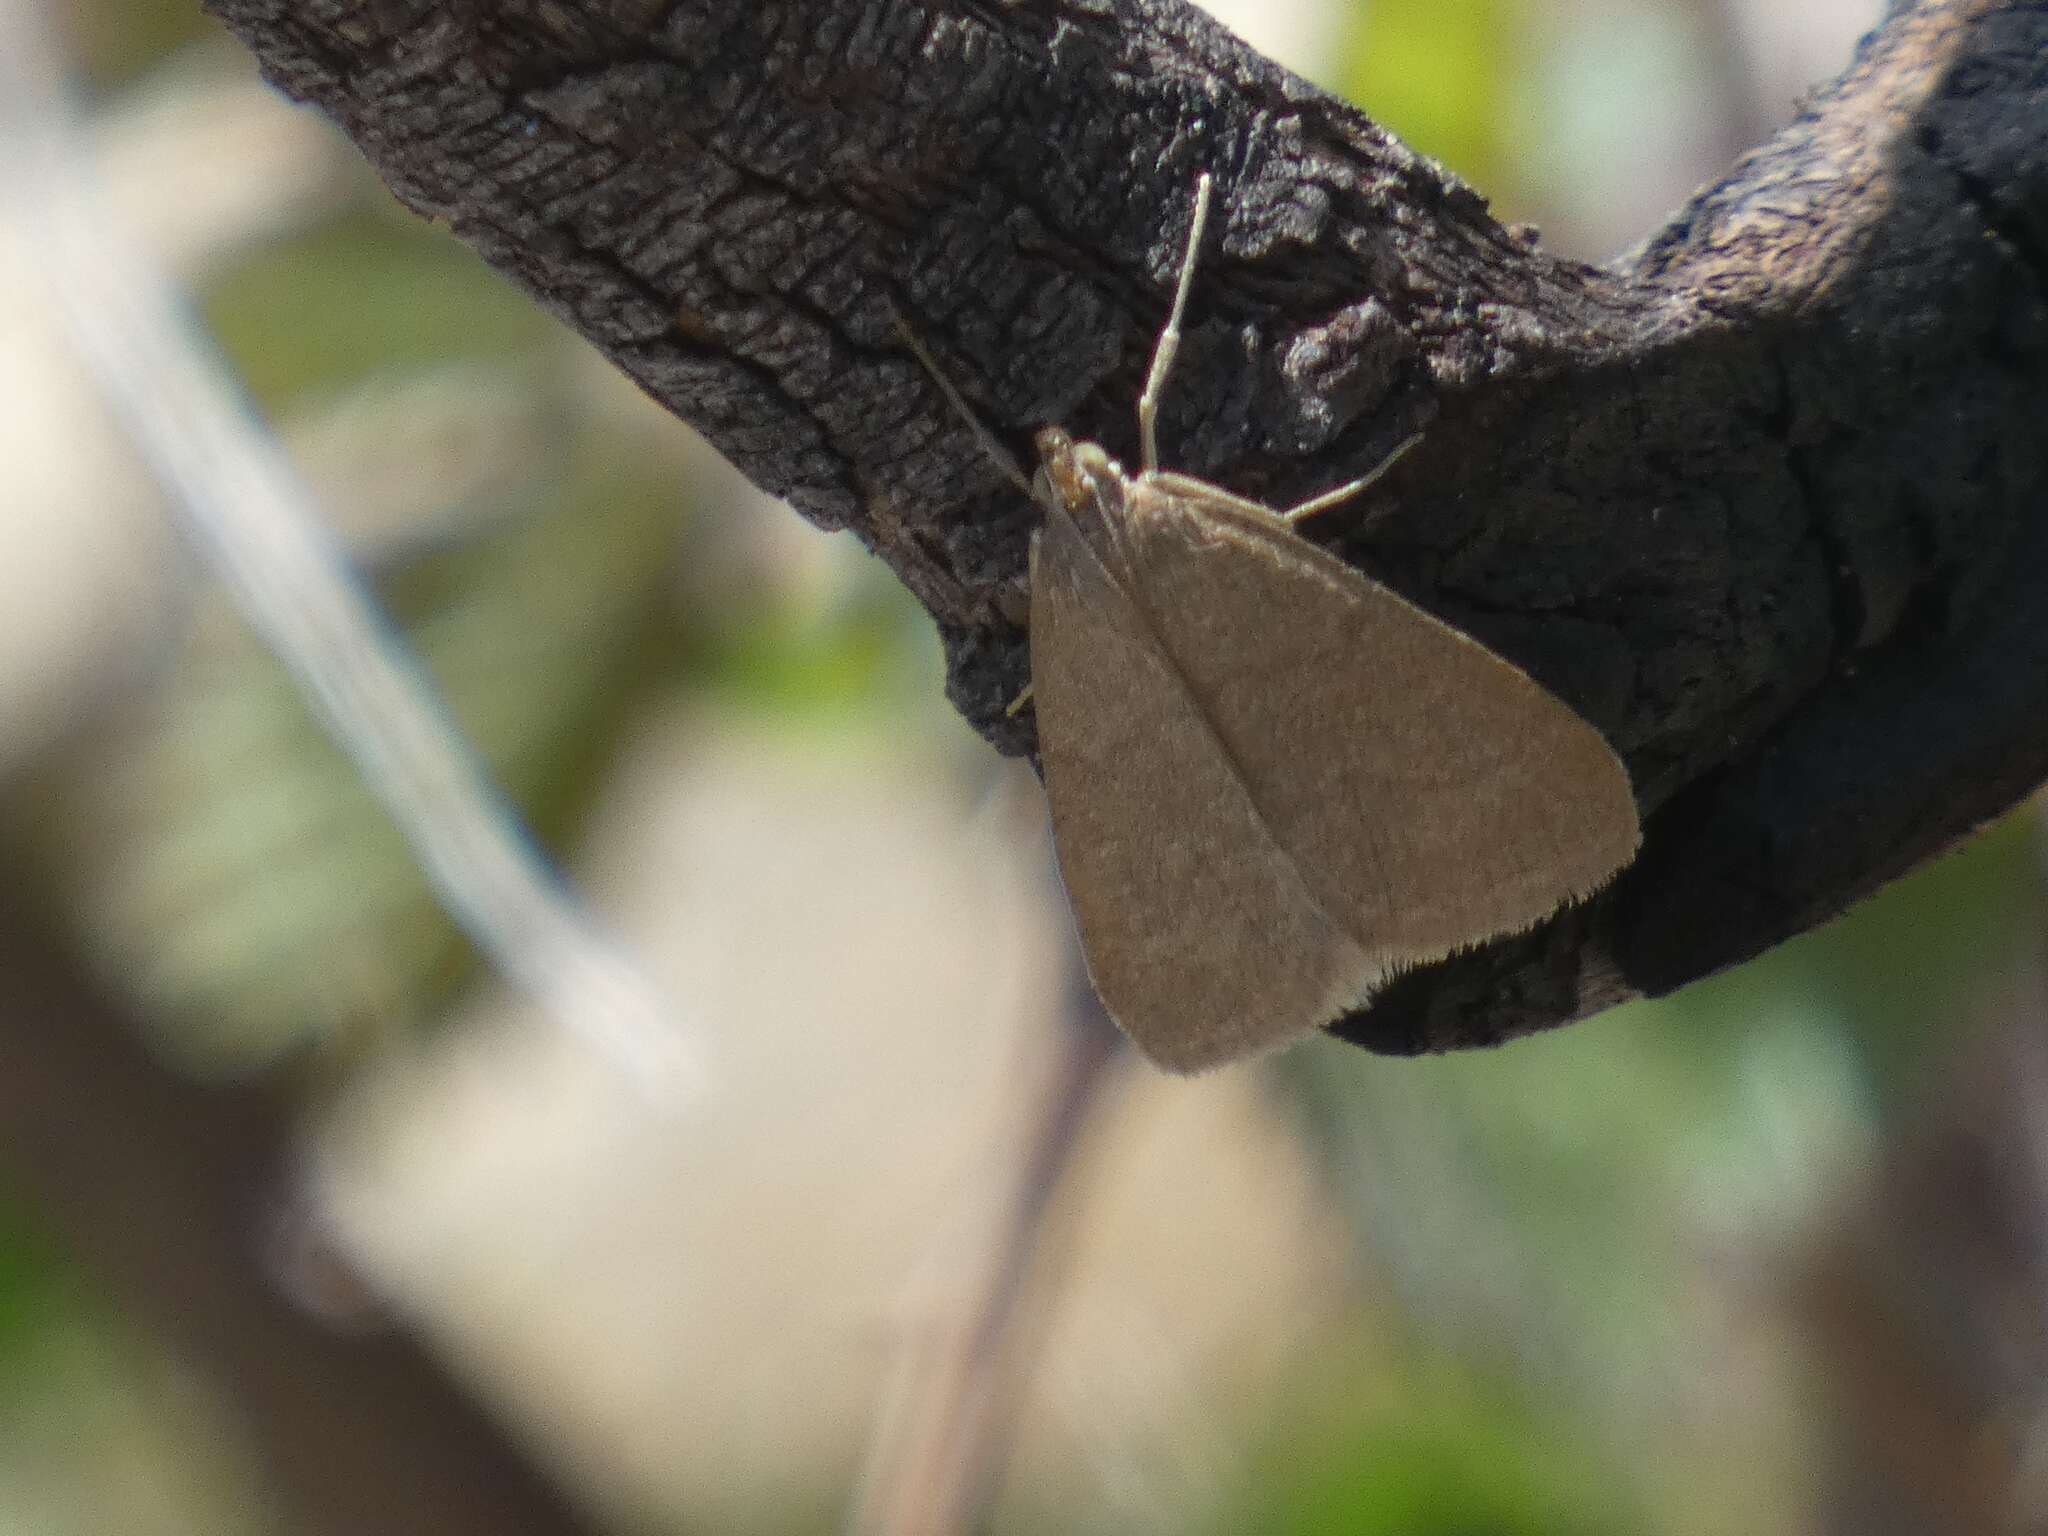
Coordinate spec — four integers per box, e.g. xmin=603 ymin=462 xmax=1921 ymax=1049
xmin=1034 ymin=426 xmax=1120 ymax=515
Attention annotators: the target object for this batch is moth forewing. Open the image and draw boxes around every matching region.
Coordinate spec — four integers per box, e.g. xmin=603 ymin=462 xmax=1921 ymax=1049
xmin=898 ymin=176 xmax=1641 ymax=1072
xmin=1105 ymin=479 xmax=1642 ymax=966
xmin=1028 ymin=466 xmax=1392 ymax=1070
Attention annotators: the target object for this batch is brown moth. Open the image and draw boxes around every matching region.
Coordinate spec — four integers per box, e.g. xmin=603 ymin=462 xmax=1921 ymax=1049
xmin=910 ymin=174 xmax=1641 ymax=1072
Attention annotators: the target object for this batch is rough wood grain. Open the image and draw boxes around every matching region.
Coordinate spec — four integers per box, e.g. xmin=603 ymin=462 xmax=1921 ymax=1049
xmin=200 ymin=0 xmax=2048 ymax=1052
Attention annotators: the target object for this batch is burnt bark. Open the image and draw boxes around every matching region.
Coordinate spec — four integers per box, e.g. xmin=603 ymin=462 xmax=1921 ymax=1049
xmin=200 ymin=0 xmax=2048 ymax=1052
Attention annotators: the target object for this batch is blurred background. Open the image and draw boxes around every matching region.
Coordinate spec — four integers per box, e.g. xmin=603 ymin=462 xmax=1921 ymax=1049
xmin=7 ymin=1 xmax=2044 ymax=1533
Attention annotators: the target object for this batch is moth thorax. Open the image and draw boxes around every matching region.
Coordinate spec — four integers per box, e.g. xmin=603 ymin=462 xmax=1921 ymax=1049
xmin=1036 ymin=426 xmax=1121 ymax=512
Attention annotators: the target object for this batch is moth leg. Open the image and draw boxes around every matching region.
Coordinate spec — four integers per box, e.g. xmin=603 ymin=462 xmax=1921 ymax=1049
xmin=1137 ymin=172 xmax=1214 ymax=476
xmin=1281 ymin=431 xmax=1426 ymax=525
xmin=1005 ymin=533 xmax=1041 ymax=718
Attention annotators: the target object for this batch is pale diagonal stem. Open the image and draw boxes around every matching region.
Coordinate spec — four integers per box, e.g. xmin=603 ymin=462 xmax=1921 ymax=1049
xmin=0 ymin=6 xmax=696 ymax=1095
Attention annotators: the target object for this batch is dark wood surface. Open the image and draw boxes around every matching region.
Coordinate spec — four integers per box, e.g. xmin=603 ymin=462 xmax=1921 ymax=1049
xmin=202 ymin=0 xmax=2048 ymax=1051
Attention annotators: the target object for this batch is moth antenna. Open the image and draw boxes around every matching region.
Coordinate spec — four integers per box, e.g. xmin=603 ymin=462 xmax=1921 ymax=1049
xmin=1137 ymin=172 xmax=1214 ymax=476
xmin=888 ymin=301 xmax=1037 ymax=502
xmin=1281 ymin=431 xmax=1426 ymax=525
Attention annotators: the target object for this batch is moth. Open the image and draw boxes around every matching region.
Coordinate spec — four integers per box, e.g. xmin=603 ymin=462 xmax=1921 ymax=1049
xmin=908 ymin=174 xmax=1641 ymax=1072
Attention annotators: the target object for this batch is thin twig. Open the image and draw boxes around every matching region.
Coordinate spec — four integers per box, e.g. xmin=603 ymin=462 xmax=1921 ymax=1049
xmin=847 ymin=952 xmax=1132 ymax=1536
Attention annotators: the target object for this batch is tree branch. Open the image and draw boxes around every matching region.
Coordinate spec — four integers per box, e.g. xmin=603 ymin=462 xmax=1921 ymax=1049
xmin=201 ymin=0 xmax=2048 ymax=1051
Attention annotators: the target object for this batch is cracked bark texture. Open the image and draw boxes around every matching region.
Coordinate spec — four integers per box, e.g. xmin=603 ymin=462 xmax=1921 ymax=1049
xmin=201 ymin=0 xmax=2048 ymax=1053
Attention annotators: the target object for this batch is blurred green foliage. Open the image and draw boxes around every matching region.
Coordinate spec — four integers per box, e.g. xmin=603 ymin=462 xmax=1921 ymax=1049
xmin=206 ymin=211 xmax=567 ymax=407
xmin=0 ymin=1193 xmax=64 ymax=1357
xmin=1736 ymin=807 xmax=2040 ymax=1098
xmin=9 ymin=411 xmax=684 ymax=1073
xmin=1273 ymin=808 xmax=2038 ymax=1533
xmin=1222 ymin=1350 xmax=1635 ymax=1536
xmin=685 ymin=579 xmax=943 ymax=726
xmin=63 ymin=0 xmax=214 ymax=88
xmin=1340 ymin=0 xmax=1521 ymax=194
